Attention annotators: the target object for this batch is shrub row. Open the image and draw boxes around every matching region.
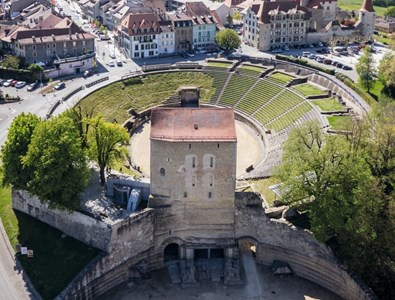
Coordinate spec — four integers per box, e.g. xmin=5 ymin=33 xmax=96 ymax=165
xmin=275 ymin=54 xmax=335 ymax=75
xmin=0 ymin=66 xmax=34 ymax=82
xmin=335 ymin=73 xmax=377 ymax=107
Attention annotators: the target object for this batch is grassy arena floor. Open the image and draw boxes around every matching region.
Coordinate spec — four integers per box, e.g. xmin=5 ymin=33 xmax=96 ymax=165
xmin=79 ymin=72 xmax=214 ymax=123
xmin=312 ymin=99 xmax=345 ymax=111
xmin=293 ymin=83 xmax=325 ymax=97
xmin=327 ymin=115 xmax=353 ymax=131
xmin=0 ymin=171 xmax=101 ymax=300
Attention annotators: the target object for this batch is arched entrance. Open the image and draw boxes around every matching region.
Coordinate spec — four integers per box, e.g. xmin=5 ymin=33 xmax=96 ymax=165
xmin=164 ymin=243 xmax=179 ymax=262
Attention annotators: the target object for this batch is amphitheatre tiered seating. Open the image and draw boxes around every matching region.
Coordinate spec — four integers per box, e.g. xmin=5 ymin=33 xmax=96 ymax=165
xmin=218 ymin=73 xmax=257 ymax=107
xmin=266 ymin=72 xmax=294 ymax=86
xmin=204 ymin=71 xmax=230 ymax=104
xmin=236 ymin=79 xmax=282 ymax=115
xmin=254 ymin=90 xmax=304 ymax=125
xmin=237 ymin=65 xmax=265 ymax=77
xmin=266 ymin=102 xmax=313 ymax=131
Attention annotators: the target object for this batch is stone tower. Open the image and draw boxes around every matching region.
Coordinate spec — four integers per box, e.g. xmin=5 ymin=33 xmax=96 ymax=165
xmin=359 ymin=0 xmax=375 ymax=39
xmin=149 ymin=107 xmax=238 ymax=264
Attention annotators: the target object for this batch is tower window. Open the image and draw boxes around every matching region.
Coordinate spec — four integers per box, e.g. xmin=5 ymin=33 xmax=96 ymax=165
xmin=189 ymin=144 xmax=191 ymax=149
xmin=210 ymin=157 xmax=214 ymax=168
xmin=184 ymin=192 xmax=187 ymax=198
xmin=160 ymin=167 xmax=166 ymax=177
xmin=217 ymin=143 xmax=220 ymax=149
xmin=192 ymin=157 xmax=196 ymax=168
xmin=208 ymin=192 xmax=212 ymax=198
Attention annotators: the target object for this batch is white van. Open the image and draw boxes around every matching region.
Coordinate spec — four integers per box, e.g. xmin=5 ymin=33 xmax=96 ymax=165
xmin=302 ymin=51 xmax=310 ymax=57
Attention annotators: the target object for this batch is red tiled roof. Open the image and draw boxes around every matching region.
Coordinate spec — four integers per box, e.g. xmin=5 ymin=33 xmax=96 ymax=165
xmin=361 ymin=0 xmax=374 ymax=12
xmin=256 ymin=0 xmax=310 ymax=24
xmin=122 ymin=13 xmax=160 ymax=35
xmin=150 ymin=108 xmax=237 ymax=142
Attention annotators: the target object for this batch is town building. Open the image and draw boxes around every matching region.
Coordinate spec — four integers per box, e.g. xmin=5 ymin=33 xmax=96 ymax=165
xmin=375 ymin=19 xmax=395 ymax=34
xmin=118 ymin=12 xmax=160 ymax=58
xmin=167 ymin=12 xmax=193 ymax=53
xmin=185 ymin=2 xmax=217 ymax=51
xmin=1 ymin=18 xmax=95 ymax=67
xmin=158 ymin=20 xmax=176 ymax=55
xmin=242 ymin=0 xmax=376 ymax=51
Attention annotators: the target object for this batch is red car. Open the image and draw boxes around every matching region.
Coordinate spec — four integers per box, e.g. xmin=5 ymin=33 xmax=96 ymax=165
xmin=10 ymin=79 xmax=18 ymax=87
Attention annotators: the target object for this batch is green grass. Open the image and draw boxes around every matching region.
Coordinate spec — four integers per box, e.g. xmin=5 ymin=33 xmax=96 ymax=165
xmin=373 ymin=33 xmax=394 ymax=45
xmin=269 ymin=72 xmax=294 ymax=83
xmin=337 ymin=0 xmax=386 ymax=16
xmin=79 ymin=72 xmax=214 ymax=123
xmin=312 ymin=99 xmax=345 ymax=111
xmin=207 ymin=61 xmax=232 ymax=68
xmin=293 ymin=83 xmax=325 ymax=97
xmin=327 ymin=115 xmax=353 ymax=131
xmin=250 ymin=177 xmax=281 ymax=206
xmin=112 ymin=158 xmax=141 ymax=178
xmin=240 ymin=65 xmax=265 ymax=72
xmin=0 ymin=171 xmax=101 ymax=299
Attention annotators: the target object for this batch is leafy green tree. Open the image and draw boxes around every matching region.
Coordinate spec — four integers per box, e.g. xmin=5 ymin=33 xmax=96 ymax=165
xmin=356 ymin=46 xmax=375 ymax=93
xmin=378 ymin=52 xmax=395 ymax=97
xmin=28 ymin=63 xmax=44 ymax=80
xmin=275 ymin=121 xmax=371 ymax=241
xmin=216 ymin=29 xmax=241 ymax=51
xmin=23 ymin=115 xmax=88 ymax=210
xmin=1 ymin=113 xmax=41 ymax=189
xmin=384 ymin=6 xmax=395 ymax=17
xmin=88 ymin=117 xmax=129 ymax=185
xmin=64 ymin=107 xmax=94 ymax=150
xmin=233 ymin=11 xmax=241 ymax=21
xmin=2 ymin=56 xmax=21 ymax=69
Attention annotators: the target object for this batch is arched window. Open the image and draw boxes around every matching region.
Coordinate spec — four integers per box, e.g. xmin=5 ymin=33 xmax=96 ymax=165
xmin=160 ymin=167 xmax=166 ymax=177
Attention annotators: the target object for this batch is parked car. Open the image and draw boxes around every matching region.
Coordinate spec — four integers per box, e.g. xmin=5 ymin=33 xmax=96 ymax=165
xmin=109 ymin=52 xmax=116 ymax=59
xmin=315 ymin=56 xmax=324 ymax=63
xmin=116 ymin=59 xmax=122 ymax=66
xmin=15 ymin=81 xmax=26 ymax=88
xmin=302 ymin=51 xmax=310 ymax=57
xmin=336 ymin=63 xmax=344 ymax=68
xmin=83 ymin=70 xmax=93 ymax=78
xmin=323 ymin=59 xmax=332 ymax=65
xmin=3 ymin=79 xmax=13 ymax=87
xmin=342 ymin=65 xmax=352 ymax=70
xmin=308 ymin=54 xmax=316 ymax=59
xmin=0 ymin=79 xmax=5 ymax=86
xmin=54 ymin=82 xmax=65 ymax=90
xmin=10 ymin=79 xmax=18 ymax=87
xmin=27 ymin=81 xmax=40 ymax=91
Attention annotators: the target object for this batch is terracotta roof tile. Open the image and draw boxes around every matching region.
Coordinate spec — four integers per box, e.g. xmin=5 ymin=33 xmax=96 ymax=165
xmin=150 ymin=108 xmax=237 ymax=142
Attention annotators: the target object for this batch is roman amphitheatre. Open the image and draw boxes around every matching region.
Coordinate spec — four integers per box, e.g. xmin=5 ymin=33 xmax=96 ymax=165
xmin=15 ymin=58 xmax=373 ymax=300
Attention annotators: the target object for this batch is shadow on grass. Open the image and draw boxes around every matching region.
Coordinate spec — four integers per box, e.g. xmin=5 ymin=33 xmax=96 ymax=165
xmin=14 ymin=210 xmax=101 ymax=300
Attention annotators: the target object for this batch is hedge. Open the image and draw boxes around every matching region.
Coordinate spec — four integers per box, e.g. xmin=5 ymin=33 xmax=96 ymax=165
xmin=0 ymin=66 xmax=34 ymax=82
xmin=335 ymin=73 xmax=377 ymax=107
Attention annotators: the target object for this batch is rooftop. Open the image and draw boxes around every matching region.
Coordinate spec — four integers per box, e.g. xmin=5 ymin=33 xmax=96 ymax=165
xmin=150 ymin=107 xmax=237 ymax=142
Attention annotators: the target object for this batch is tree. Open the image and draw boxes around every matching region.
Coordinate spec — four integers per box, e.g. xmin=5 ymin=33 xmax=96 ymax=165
xmin=88 ymin=117 xmax=129 ymax=185
xmin=226 ymin=14 xmax=233 ymax=26
xmin=28 ymin=63 xmax=44 ymax=81
xmin=378 ymin=52 xmax=395 ymax=97
xmin=23 ymin=115 xmax=88 ymax=210
xmin=384 ymin=6 xmax=395 ymax=17
xmin=356 ymin=46 xmax=375 ymax=93
xmin=216 ymin=29 xmax=241 ymax=51
xmin=275 ymin=121 xmax=371 ymax=241
xmin=275 ymin=112 xmax=395 ymax=299
xmin=64 ymin=106 xmax=94 ymax=150
xmin=2 ymin=56 xmax=21 ymax=69
xmin=233 ymin=11 xmax=241 ymax=21
xmin=1 ymin=113 xmax=41 ymax=189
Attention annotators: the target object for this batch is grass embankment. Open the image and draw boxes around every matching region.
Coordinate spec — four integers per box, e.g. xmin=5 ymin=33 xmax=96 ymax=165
xmin=79 ymin=72 xmax=214 ymax=123
xmin=337 ymin=0 xmax=386 ymax=16
xmin=207 ymin=61 xmax=232 ymax=68
xmin=312 ymin=99 xmax=345 ymax=111
xmin=249 ymin=177 xmax=280 ymax=206
xmin=0 ymin=171 xmax=101 ymax=300
xmin=240 ymin=65 xmax=266 ymax=72
xmin=293 ymin=83 xmax=325 ymax=97
xmin=269 ymin=72 xmax=294 ymax=83
xmin=327 ymin=115 xmax=353 ymax=131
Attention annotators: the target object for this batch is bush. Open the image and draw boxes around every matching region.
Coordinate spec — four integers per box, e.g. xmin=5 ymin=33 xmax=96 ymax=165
xmin=335 ymin=73 xmax=377 ymax=107
xmin=275 ymin=55 xmax=335 ymax=75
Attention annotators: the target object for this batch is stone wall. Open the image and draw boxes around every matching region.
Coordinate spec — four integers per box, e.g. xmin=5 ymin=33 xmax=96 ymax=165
xmin=12 ymin=190 xmax=112 ymax=251
xmin=235 ymin=192 xmax=373 ymax=300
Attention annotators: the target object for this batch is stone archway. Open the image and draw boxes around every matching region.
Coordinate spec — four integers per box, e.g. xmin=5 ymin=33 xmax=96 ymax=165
xmin=164 ymin=243 xmax=179 ymax=262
